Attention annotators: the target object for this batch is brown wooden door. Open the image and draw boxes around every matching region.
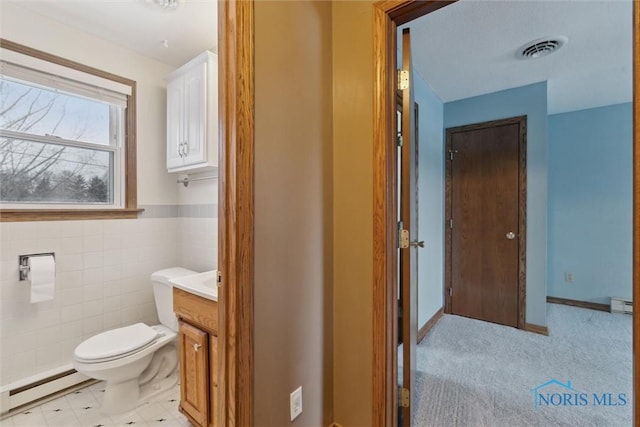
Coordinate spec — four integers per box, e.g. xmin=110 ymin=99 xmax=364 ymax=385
xmin=398 ymin=27 xmax=418 ymax=427
xmin=179 ymin=320 xmax=210 ymax=427
xmin=446 ymin=118 xmax=525 ymax=328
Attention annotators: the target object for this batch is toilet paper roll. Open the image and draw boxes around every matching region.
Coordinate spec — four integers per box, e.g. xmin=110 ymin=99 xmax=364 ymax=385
xmin=30 ymin=255 xmax=56 ymax=303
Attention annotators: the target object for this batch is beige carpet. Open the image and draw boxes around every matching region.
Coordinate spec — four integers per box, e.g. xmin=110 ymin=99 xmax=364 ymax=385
xmin=412 ymin=303 xmax=632 ymax=427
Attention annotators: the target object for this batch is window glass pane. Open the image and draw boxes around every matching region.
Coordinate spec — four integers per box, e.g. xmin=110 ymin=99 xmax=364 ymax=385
xmin=0 ymin=138 xmax=113 ymax=204
xmin=0 ymin=78 xmax=111 ymax=146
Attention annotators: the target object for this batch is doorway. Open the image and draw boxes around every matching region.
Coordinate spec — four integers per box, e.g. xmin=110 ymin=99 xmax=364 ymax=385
xmin=444 ymin=116 xmax=527 ymax=329
xmin=371 ymin=1 xmax=639 ymax=426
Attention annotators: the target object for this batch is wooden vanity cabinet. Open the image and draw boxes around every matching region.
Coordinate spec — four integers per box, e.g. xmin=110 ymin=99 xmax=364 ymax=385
xmin=173 ymin=288 xmax=218 ymax=427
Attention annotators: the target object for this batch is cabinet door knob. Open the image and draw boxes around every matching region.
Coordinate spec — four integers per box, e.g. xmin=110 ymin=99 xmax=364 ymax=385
xmin=193 ymin=343 xmax=202 ymax=352
xmin=184 ymin=141 xmax=189 ymax=155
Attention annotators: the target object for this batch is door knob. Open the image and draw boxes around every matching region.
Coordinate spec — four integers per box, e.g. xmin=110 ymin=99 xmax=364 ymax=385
xmin=411 ymin=240 xmax=425 ymax=248
xmin=193 ymin=343 xmax=202 ymax=352
xmin=506 ymin=232 xmax=516 ymax=240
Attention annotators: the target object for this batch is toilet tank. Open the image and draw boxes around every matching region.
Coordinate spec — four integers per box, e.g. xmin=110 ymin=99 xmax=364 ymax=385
xmin=151 ymin=267 xmax=198 ymax=331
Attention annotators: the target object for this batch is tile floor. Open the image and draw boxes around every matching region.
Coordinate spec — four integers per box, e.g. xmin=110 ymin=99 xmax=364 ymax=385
xmin=0 ymin=382 xmax=190 ymax=427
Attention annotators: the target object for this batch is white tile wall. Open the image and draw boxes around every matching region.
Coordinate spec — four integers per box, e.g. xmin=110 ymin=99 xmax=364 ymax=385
xmin=0 ymin=218 xmax=179 ymax=387
xmin=177 ymin=218 xmax=218 ymax=273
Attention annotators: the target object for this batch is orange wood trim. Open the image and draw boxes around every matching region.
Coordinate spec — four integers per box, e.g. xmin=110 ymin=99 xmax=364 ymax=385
xmin=0 ymin=208 xmax=143 ymax=222
xmin=417 ymin=308 xmax=443 ymax=344
xmin=217 ymin=2 xmax=229 ymax=423
xmin=0 ymin=39 xmax=136 ymax=86
xmin=125 ymin=82 xmax=138 ymax=210
xmin=375 ymin=0 xmax=456 ymax=26
xmin=524 ymin=323 xmax=549 ymax=336
xmin=372 ymin=3 xmax=396 ymax=427
xmin=546 ymin=296 xmax=610 ymax=313
xmin=218 ymin=1 xmax=254 ymax=426
xmin=632 ymin=2 xmax=639 ymax=420
xmin=209 ymin=334 xmax=218 ymax=427
xmin=372 ymin=2 xmax=458 ymax=426
xmin=0 ymin=39 xmax=138 ymax=221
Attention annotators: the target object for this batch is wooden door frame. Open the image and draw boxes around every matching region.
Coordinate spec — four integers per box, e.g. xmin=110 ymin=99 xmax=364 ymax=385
xmin=372 ymin=2 xmax=455 ymax=425
xmin=444 ymin=116 xmax=527 ymax=330
xmin=372 ymin=1 xmax=639 ymax=426
xmin=217 ymin=1 xmax=254 ymax=426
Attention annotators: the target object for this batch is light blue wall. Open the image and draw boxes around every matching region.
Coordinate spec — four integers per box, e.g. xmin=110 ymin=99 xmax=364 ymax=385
xmin=414 ymin=70 xmax=445 ymax=328
xmin=444 ymin=82 xmax=549 ymax=327
xmin=547 ymin=103 xmax=633 ymax=304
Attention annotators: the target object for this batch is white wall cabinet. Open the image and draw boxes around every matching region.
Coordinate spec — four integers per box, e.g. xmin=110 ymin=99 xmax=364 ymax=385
xmin=166 ymin=51 xmax=218 ymax=173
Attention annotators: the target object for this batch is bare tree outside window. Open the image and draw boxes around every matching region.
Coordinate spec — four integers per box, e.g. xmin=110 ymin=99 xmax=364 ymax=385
xmin=0 ymin=78 xmax=114 ymax=205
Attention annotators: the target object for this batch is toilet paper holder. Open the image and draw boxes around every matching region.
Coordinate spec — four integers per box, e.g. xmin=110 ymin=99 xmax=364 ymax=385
xmin=19 ymin=253 xmax=55 ymax=281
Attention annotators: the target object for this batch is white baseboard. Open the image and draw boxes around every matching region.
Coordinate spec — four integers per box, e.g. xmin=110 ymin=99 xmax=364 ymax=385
xmin=1 ymin=365 xmax=91 ymax=416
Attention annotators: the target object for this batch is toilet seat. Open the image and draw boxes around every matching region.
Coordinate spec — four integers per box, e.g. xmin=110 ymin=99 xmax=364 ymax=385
xmin=74 ymin=323 xmax=159 ymax=363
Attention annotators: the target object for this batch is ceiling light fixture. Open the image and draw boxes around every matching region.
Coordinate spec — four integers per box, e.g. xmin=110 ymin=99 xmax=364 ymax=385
xmin=146 ymin=0 xmax=179 ymax=11
xmin=516 ymin=36 xmax=568 ymax=59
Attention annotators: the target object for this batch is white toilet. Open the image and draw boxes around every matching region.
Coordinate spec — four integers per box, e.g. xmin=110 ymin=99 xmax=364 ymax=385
xmin=73 ymin=267 xmax=197 ymax=415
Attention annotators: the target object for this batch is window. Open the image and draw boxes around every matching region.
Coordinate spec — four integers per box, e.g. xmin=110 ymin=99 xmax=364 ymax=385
xmin=1 ymin=77 xmax=123 ymax=206
xmin=0 ymin=39 xmax=138 ymax=221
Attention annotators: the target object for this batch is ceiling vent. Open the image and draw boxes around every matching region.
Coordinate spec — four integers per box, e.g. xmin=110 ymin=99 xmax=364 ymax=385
xmin=517 ymin=36 xmax=568 ymax=59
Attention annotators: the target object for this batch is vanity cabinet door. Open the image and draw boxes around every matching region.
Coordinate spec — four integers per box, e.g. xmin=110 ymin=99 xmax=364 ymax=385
xmin=179 ymin=320 xmax=209 ymax=427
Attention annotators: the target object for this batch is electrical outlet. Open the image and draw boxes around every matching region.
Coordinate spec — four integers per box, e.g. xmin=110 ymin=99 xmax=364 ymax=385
xmin=290 ymin=386 xmax=302 ymax=421
xmin=564 ymin=272 xmax=574 ymax=282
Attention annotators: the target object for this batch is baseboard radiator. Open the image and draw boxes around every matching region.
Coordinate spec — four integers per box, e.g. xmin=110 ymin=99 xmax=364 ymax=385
xmin=610 ymin=297 xmax=633 ymax=314
xmin=1 ymin=366 xmax=91 ymax=416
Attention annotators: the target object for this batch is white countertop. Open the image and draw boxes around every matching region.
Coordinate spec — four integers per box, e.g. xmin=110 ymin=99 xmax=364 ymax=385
xmin=170 ymin=270 xmax=218 ymax=301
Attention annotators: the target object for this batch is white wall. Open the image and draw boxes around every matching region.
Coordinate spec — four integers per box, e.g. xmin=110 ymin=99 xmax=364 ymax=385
xmin=176 ymin=176 xmax=218 ymax=272
xmin=0 ymin=3 xmax=183 ymax=389
xmin=0 ymin=2 xmax=177 ymax=206
xmin=414 ymin=70 xmax=445 ymax=328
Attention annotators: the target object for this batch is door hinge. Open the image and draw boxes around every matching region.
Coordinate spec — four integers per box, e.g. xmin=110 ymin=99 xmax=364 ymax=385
xmin=397 ymin=69 xmax=409 ymax=90
xmin=397 ymin=134 xmax=403 ymax=147
xmin=398 ymin=387 xmax=410 ymax=408
xmin=449 ymin=219 xmax=453 ymax=229
xmin=217 ymin=271 xmax=222 ymax=288
xmin=449 ymin=287 xmax=453 ymax=297
xmin=399 ymin=229 xmax=410 ymax=249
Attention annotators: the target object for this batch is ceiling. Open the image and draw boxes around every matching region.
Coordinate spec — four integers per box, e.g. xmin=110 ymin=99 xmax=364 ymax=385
xmin=6 ymin=0 xmax=217 ymax=68
xmin=402 ymin=0 xmax=633 ymax=114
xmin=5 ymin=1 xmax=632 ymax=114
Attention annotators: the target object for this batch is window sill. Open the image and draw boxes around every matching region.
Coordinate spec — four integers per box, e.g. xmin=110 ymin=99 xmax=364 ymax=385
xmin=0 ymin=208 xmax=145 ymax=222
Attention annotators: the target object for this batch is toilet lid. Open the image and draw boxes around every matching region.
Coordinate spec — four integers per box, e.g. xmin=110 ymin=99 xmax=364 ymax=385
xmin=74 ymin=323 xmax=159 ymax=363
